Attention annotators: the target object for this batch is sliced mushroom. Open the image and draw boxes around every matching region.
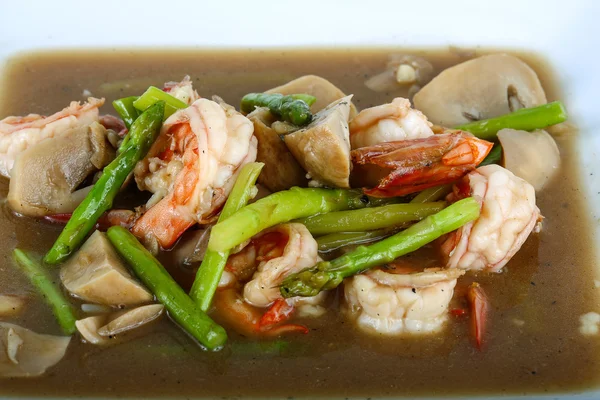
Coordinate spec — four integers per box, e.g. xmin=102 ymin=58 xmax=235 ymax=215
xmin=98 ymin=304 xmax=164 ymax=337
xmin=0 ymin=322 xmax=71 ymax=377
xmin=6 ymin=328 xmax=23 ymax=364
xmin=0 ymin=294 xmax=26 ymax=317
xmin=7 ymin=121 xmax=116 ymax=217
xmin=60 ymin=231 xmax=153 ymax=306
xmin=284 ymin=96 xmax=353 ymax=188
xmin=497 ymin=128 xmax=560 ymax=191
xmin=76 ymin=316 xmax=109 ymax=345
xmin=267 ymin=75 xmax=358 ymax=118
xmin=173 ymin=227 xmax=212 ymax=266
xmin=413 ymin=54 xmax=547 ymax=127
xmin=365 ymin=55 xmax=434 ymax=95
xmin=248 ymin=107 xmax=308 ymax=192
xmin=80 ymin=303 xmax=113 ymax=314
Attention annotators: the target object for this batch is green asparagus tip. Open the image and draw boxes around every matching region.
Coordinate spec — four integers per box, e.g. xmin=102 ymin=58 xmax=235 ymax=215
xmin=455 ymin=101 xmax=568 ymax=140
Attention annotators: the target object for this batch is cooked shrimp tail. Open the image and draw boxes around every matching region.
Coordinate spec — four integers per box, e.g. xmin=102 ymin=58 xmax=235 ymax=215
xmin=213 ymin=289 xmax=308 ymax=337
xmin=467 ymin=283 xmax=489 ymax=350
xmin=351 ymin=131 xmax=493 ymax=197
xmin=259 ymin=299 xmax=308 ymax=334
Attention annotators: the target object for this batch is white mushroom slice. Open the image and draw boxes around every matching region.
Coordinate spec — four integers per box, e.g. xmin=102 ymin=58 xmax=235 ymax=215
xmin=0 ymin=322 xmax=71 ymax=377
xmin=284 ymin=96 xmax=353 ymax=188
xmin=497 ymin=128 xmax=560 ymax=191
xmin=60 ymin=231 xmax=153 ymax=306
xmin=98 ymin=304 xmax=164 ymax=337
xmin=7 ymin=121 xmax=115 ymax=217
xmin=0 ymin=294 xmax=26 ymax=317
xmin=344 ymin=268 xmax=465 ymax=335
xmin=248 ymin=107 xmax=308 ymax=192
xmin=76 ymin=315 xmax=109 ymax=345
xmin=267 ymin=75 xmax=358 ymax=117
xmin=413 ymin=54 xmax=547 ymax=126
xmin=365 ymin=55 xmax=434 ymax=98
xmin=0 ymin=97 xmax=103 ymax=178
xmin=80 ymin=303 xmax=113 ymax=314
xmin=6 ymin=328 xmax=23 ymax=364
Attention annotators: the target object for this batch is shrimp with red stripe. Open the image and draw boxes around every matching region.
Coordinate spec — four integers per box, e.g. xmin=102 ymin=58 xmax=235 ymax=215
xmin=214 ymin=223 xmax=326 ymax=337
xmin=132 ymin=98 xmax=257 ymax=251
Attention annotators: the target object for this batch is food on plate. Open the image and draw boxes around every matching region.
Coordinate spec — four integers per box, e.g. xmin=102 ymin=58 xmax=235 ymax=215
xmin=0 ymin=49 xmax=590 ymax=398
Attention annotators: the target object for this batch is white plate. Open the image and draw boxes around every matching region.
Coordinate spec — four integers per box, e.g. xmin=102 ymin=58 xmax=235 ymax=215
xmin=1 ymin=0 xmax=599 ymax=398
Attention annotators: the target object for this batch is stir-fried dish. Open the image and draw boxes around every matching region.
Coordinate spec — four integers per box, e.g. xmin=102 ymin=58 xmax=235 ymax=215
xmin=0 ymin=49 xmax=598 ymax=398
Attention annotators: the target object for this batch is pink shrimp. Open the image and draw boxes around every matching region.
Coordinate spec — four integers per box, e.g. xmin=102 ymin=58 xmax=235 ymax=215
xmin=467 ymin=282 xmax=489 ymax=350
xmin=349 ymin=97 xmax=434 ymax=149
xmin=132 ymin=98 xmax=256 ymax=250
xmin=350 ymin=131 xmax=493 ymax=197
xmin=440 ymin=164 xmax=541 ymax=273
xmin=213 ymin=223 xmax=325 ymax=337
xmin=0 ymin=98 xmax=104 ymax=177
xmin=162 ymin=75 xmax=200 ymax=105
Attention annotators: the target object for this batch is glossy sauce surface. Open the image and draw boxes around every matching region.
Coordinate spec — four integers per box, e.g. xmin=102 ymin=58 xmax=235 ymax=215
xmin=0 ymin=48 xmax=598 ymax=398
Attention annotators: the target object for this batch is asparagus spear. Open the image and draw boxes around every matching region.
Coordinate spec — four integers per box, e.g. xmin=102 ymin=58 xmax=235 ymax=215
xmin=289 ymin=94 xmax=317 ymax=106
xmin=479 ymin=144 xmax=503 ymax=167
xmin=44 ymin=102 xmax=164 ymax=264
xmin=112 ymin=96 xmax=140 ymax=129
xmin=298 ymin=202 xmax=446 ymax=236
xmin=410 ymin=184 xmax=453 ymax=204
xmin=316 ymin=230 xmax=392 ymax=253
xmin=240 ymin=93 xmax=314 ymax=125
xmin=133 ymin=86 xmax=188 ymax=119
xmin=456 ymin=101 xmax=567 ymax=141
xmin=13 ymin=249 xmax=77 ymax=335
xmin=280 ymin=197 xmax=480 ymax=298
xmin=208 ymin=188 xmax=388 ymax=253
xmin=190 ymin=162 xmax=264 ymax=311
xmin=106 ymin=226 xmax=227 ymax=350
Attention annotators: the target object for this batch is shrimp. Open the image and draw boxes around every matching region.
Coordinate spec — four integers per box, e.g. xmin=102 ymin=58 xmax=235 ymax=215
xmin=440 ymin=164 xmax=541 ymax=273
xmin=349 ymin=97 xmax=433 ymax=149
xmin=213 ymin=223 xmax=325 ymax=336
xmin=162 ymin=75 xmax=200 ymax=105
xmin=132 ymin=98 xmax=257 ymax=250
xmin=0 ymin=97 xmax=104 ymax=177
xmin=351 ymin=131 xmax=493 ymax=197
xmin=467 ymin=282 xmax=489 ymax=350
xmin=344 ymin=266 xmax=465 ymax=335
xmin=243 ymin=223 xmax=321 ymax=308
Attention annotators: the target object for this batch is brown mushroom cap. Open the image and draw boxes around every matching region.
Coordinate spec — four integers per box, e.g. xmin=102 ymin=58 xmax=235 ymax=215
xmin=413 ymin=54 xmax=547 ymax=127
